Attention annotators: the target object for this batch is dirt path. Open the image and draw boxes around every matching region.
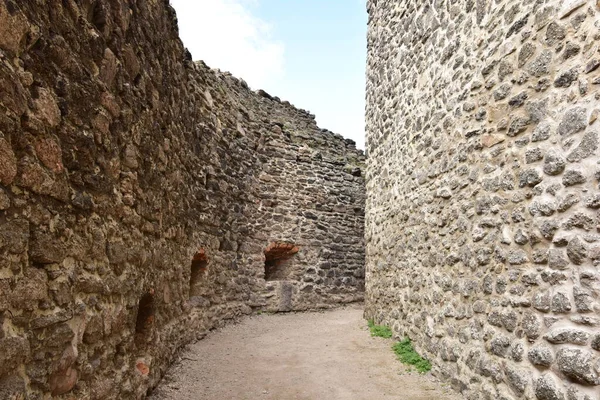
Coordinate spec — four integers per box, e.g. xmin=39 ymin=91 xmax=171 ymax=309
xmin=149 ymin=305 xmax=463 ymax=400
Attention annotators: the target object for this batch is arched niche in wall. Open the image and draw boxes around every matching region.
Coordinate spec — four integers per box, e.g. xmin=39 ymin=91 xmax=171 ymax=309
xmin=264 ymin=242 xmax=299 ymax=281
xmin=190 ymin=248 xmax=208 ymax=297
xmin=134 ymin=291 xmax=155 ymax=348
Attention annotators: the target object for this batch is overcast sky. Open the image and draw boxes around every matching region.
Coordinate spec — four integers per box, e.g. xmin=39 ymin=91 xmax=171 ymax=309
xmin=170 ymin=0 xmax=367 ymax=149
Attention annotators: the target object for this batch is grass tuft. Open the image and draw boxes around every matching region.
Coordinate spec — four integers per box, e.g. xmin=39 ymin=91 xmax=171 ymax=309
xmin=392 ymin=338 xmax=432 ymax=373
xmin=367 ymin=319 xmax=393 ymax=338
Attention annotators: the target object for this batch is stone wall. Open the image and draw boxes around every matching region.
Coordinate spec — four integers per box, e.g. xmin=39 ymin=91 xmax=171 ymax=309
xmin=365 ymin=0 xmax=600 ymax=399
xmin=0 ymin=0 xmax=365 ymax=398
xmin=255 ymin=97 xmax=366 ymax=311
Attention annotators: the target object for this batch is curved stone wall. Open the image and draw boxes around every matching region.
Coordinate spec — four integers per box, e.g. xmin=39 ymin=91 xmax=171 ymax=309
xmin=0 ymin=0 xmax=364 ymax=398
xmin=365 ymin=1 xmax=600 ymax=399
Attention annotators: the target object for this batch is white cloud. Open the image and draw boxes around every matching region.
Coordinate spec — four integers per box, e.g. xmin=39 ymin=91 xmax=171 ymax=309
xmin=170 ymin=0 xmax=284 ymax=90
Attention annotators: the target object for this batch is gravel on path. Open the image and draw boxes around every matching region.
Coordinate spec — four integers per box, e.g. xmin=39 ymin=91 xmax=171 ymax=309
xmin=149 ymin=305 xmax=463 ymax=400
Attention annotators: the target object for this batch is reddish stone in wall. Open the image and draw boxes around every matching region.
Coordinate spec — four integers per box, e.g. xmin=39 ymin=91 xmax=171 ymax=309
xmin=34 ymin=136 xmax=64 ymax=173
xmin=136 ymin=361 xmax=150 ymax=376
xmin=193 ymin=248 xmax=208 ymax=262
xmin=49 ymin=367 xmax=78 ymax=396
xmin=264 ymin=242 xmax=299 ymax=259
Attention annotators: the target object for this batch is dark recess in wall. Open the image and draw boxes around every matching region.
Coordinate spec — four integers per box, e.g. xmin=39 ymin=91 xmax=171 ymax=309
xmin=264 ymin=242 xmax=299 ymax=281
xmin=135 ymin=292 xmax=155 ymax=349
xmin=190 ymin=249 xmax=208 ymax=297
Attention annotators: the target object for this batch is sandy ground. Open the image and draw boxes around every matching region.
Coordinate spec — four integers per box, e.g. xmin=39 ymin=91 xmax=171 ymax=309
xmin=149 ymin=305 xmax=463 ymax=400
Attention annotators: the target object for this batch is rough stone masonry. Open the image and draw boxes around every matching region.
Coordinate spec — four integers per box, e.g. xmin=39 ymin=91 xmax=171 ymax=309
xmin=365 ymin=0 xmax=600 ymax=399
xmin=0 ymin=0 xmax=365 ymax=398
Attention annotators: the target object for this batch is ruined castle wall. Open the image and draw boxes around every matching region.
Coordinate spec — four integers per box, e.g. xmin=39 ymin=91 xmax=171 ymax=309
xmin=0 ymin=0 xmax=364 ymax=398
xmin=253 ymin=98 xmax=366 ymax=311
xmin=365 ymin=1 xmax=600 ymax=399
